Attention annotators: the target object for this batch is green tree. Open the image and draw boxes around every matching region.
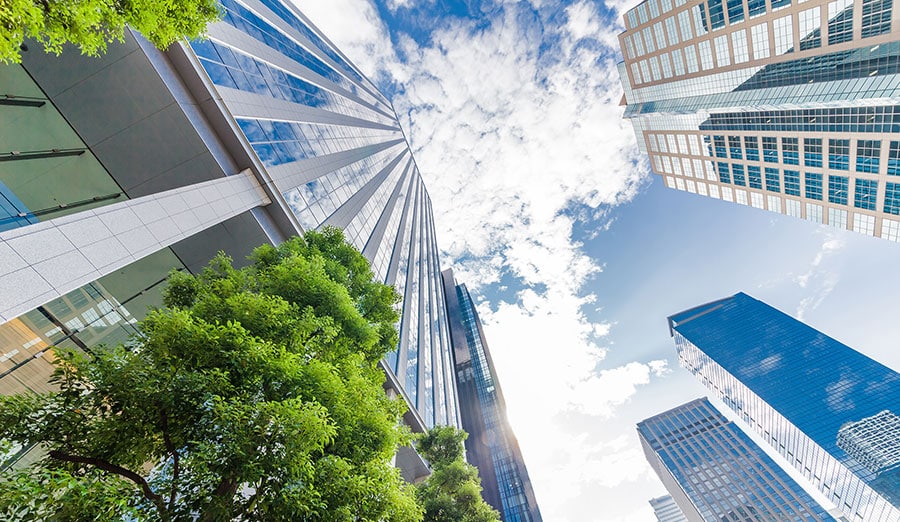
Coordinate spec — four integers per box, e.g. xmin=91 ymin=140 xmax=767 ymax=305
xmin=416 ymin=426 xmax=501 ymax=522
xmin=0 ymin=228 xmax=422 ymax=521
xmin=0 ymin=0 xmax=220 ymax=64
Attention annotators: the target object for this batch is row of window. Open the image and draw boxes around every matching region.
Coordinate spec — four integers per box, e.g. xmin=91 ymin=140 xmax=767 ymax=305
xmin=625 ymin=0 xmax=892 ymax=86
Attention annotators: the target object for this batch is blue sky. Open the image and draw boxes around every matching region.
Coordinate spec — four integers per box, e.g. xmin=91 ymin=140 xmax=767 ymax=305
xmin=296 ymin=0 xmax=900 ymax=519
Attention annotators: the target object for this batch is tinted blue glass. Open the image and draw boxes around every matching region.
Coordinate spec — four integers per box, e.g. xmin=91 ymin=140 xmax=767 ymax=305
xmin=884 ymin=182 xmax=900 ymax=214
xmin=717 ymin=162 xmax=731 ymax=183
xmin=748 ymin=165 xmax=762 ymax=189
xmin=830 ymin=139 xmax=850 ymax=170
xmin=728 ymin=136 xmax=742 ymax=159
xmin=856 ymin=140 xmax=881 ymax=173
xmin=726 ymin=0 xmax=744 ymax=22
xmin=714 ymin=135 xmax=728 ymax=158
xmin=805 ymin=138 xmax=823 ymax=167
xmin=829 ymin=175 xmax=849 ymax=205
xmin=861 ymin=0 xmax=893 ymax=38
xmin=747 ymin=0 xmax=766 ymax=16
xmin=707 ymin=0 xmax=726 ymax=29
xmin=732 ymin=164 xmax=746 ymax=186
xmin=669 ymin=294 xmax=900 ymax=503
xmin=890 ymin=141 xmax=900 ymax=175
xmin=784 ymin=170 xmax=800 ymax=196
xmin=805 ymin=172 xmax=823 ymax=200
xmin=765 ymin=168 xmax=781 ymax=193
xmin=771 ymin=0 xmax=791 ymax=8
xmin=782 ymin=138 xmax=799 ymax=165
xmin=855 ymin=179 xmax=878 ymax=210
xmin=763 ymin=137 xmax=778 ymax=163
xmin=745 ymin=136 xmax=760 ymax=161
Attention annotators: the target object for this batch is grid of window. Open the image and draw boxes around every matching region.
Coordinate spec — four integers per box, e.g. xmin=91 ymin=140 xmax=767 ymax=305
xmin=805 ymin=172 xmax=823 ymax=200
xmin=855 ymin=179 xmax=878 ymax=210
xmin=829 ymin=139 xmax=850 ymax=170
xmin=748 ymin=165 xmax=762 ymax=189
xmin=829 ymin=175 xmax=849 ymax=205
xmin=805 ymin=138 xmax=823 ymax=167
xmin=732 ymin=164 xmax=746 ymax=186
xmin=728 ymin=136 xmax=742 ymax=159
xmin=727 ymin=0 xmax=745 ymax=23
xmin=745 ymin=136 xmax=760 ymax=161
xmin=714 ymin=135 xmax=728 ymax=158
xmin=884 ymin=182 xmax=900 ymax=214
xmin=701 ymin=106 xmax=900 ymax=134
xmin=717 ymin=162 xmax=731 ymax=183
xmin=765 ymin=167 xmax=781 ymax=192
xmin=782 ymin=137 xmax=799 ymax=165
xmin=784 ymin=170 xmax=801 ymax=196
xmin=799 ymin=7 xmax=822 ymax=50
xmin=828 ymin=0 xmax=854 ymax=45
xmin=856 ymin=140 xmax=881 ymax=173
xmin=890 ymin=141 xmax=900 ymax=175
xmin=763 ymin=137 xmax=779 ymax=163
xmin=861 ymin=0 xmax=892 ymax=38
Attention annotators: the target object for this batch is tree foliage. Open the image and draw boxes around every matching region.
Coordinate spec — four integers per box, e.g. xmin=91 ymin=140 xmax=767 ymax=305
xmin=0 ymin=0 xmax=220 ymax=63
xmin=0 ymin=228 xmax=422 ymax=521
xmin=416 ymin=426 xmax=501 ymax=522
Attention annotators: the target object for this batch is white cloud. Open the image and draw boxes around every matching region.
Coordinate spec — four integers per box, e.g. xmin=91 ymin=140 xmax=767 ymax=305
xmin=795 ymin=230 xmax=846 ymax=319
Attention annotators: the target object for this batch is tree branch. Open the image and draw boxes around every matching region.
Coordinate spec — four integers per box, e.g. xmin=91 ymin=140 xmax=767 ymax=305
xmin=160 ymin=409 xmax=180 ymax=510
xmin=48 ymin=450 xmax=169 ymax=521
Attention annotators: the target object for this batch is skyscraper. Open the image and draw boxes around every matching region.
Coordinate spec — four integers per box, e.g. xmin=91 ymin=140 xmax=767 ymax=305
xmin=617 ymin=0 xmax=900 ymax=240
xmin=649 ymin=495 xmax=688 ymax=522
xmin=441 ymin=269 xmax=543 ymax=522
xmin=0 ymin=0 xmax=457 ymax=475
xmin=668 ymin=293 xmax=900 ymax=521
xmin=639 ymin=398 xmax=838 ymax=522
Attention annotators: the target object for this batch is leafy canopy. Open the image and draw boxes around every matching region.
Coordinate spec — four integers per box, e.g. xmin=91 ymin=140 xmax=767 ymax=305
xmin=0 ymin=228 xmax=421 ymax=521
xmin=416 ymin=426 xmax=501 ymax=522
xmin=0 ymin=0 xmax=220 ymax=63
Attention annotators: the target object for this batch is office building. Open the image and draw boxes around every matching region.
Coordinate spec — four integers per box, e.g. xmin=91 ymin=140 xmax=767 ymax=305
xmin=0 ymin=0 xmax=458 ymax=475
xmin=649 ymin=495 xmax=688 ymax=522
xmin=639 ymin=398 xmax=838 ymax=522
xmin=618 ymin=0 xmax=900 ymax=240
xmin=668 ymin=293 xmax=900 ymax=521
xmin=441 ymin=269 xmax=543 ymax=522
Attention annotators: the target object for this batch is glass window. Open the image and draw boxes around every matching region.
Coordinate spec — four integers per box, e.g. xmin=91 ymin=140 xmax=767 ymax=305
xmin=732 ymin=164 xmax=746 ymax=186
xmin=684 ymin=44 xmax=700 ymax=72
xmin=805 ymin=172 xmax=823 ymax=200
xmin=660 ymin=53 xmax=673 ymax=78
xmin=745 ymin=136 xmax=760 ymax=161
xmin=772 ymin=0 xmax=791 ymax=10
xmin=728 ymin=136 xmax=743 ymax=159
xmin=856 ymin=140 xmax=881 ymax=173
xmin=748 ymin=0 xmax=766 ymax=17
xmin=643 ymin=27 xmax=656 ymax=53
xmin=829 ymin=175 xmax=849 ymax=205
xmin=679 ymin=10 xmax=695 ymax=40
xmin=672 ymin=48 xmax=686 ymax=75
xmin=889 ymin=141 xmax=900 ymax=175
xmin=784 ymin=170 xmax=801 ymax=196
xmin=732 ymin=30 xmax=750 ymax=63
xmin=699 ymin=40 xmax=714 ymax=70
xmin=665 ymin=17 xmax=680 ymax=45
xmin=861 ymin=0 xmax=892 ymax=37
xmin=782 ymin=137 xmax=799 ymax=165
xmin=751 ymin=23 xmax=770 ymax=59
xmin=799 ymin=8 xmax=822 ymax=50
xmin=714 ymin=34 xmax=731 ymax=66
xmin=828 ymin=0 xmax=854 ymax=45
xmin=855 ymin=178 xmax=878 ymax=210
xmin=748 ymin=165 xmax=763 ymax=189
xmin=654 ymin=22 xmax=667 ymax=49
xmin=727 ymin=0 xmax=745 ymax=23
xmin=884 ymin=181 xmax=900 ymax=214
xmin=708 ymin=0 xmax=726 ymax=29
xmin=717 ymin=162 xmax=731 ymax=183
xmin=804 ymin=138 xmax=823 ymax=167
xmin=763 ymin=137 xmax=779 ymax=163
xmin=714 ymin=136 xmax=728 ymax=157
xmin=773 ymin=15 xmax=794 ymax=54
xmin=829 ymin=139 xmax=850 ymax=170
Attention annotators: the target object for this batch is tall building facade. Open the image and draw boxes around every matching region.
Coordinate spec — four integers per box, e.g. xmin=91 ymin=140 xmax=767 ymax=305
xmin=668 ymin=293 xmax=900 ymax=521
xmin=441 ymin=269 xmax=543 ymax=522
xmin=0 ymin=0 xmax=458 ymax=474
xmin=618 ymin=0 xmax=900 ymax=240
xmin=639 ymin=398 xmax=838 ymax=522
xmin=649 ymin=495 xmax=689 ymax=522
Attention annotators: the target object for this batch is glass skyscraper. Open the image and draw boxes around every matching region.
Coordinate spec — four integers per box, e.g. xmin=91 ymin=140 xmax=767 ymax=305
xmin=638 ymin=398 xmax=838 ymax=522
xmin=441 ymin=269 xmax=543 ymax=522
xmin=668 ymin=293 xmax=900 ymax=521
xmin=649 ymin=495 xmax=689 ymax=522
xmin=0 ymin=0 xmax=457 ymax=476
xmin=618 ymin=0 xmax=900 ymax=240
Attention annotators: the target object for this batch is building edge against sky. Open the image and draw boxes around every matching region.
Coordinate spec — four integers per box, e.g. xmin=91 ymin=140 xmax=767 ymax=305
xmin=441 ymin=269 xmax=543 ymax=522
xmin=649 ymin=495 xmax=688 ymax=522
xmin=0 ymin=0 xmax=458 ymax=479
xmin=667 ymin=293 xmax=900 ymax=521
xmin=638 ymin=397 xmax=840 ymax=521
xmin=617 ymin=0 xmax=900 ymax=242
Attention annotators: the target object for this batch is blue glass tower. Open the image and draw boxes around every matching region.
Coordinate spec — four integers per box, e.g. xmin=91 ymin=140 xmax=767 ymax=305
xmin=668 ymin=293 xmax=900 ymax=521
xmin=442 ymin=269 xmax=542 ymax=522
xmin=639 ymin=398 xmax=838 ymax=522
